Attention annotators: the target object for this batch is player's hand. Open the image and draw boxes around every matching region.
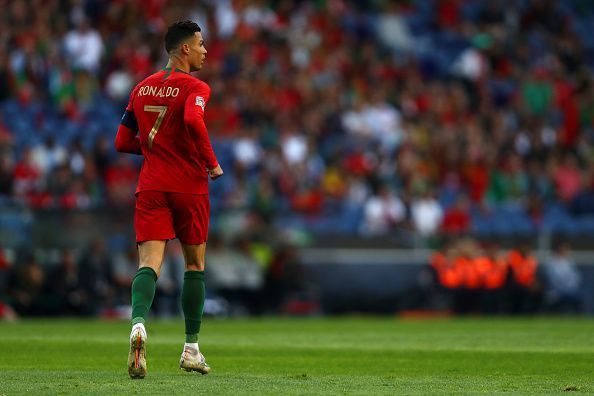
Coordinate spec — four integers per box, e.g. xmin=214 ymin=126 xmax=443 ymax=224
xmin=208 ymin=164 xmax=224 ymax=180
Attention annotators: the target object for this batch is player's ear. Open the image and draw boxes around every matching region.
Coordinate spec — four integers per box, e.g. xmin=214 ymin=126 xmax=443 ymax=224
xmin=181 ymin=42 xmax=190 ymax=55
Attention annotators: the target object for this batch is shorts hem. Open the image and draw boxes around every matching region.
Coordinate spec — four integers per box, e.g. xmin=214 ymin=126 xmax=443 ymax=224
xmin=136 ymin=237 xmax=175 ymax=244
xmin=178 ymin=237 xmax=208 ymax=245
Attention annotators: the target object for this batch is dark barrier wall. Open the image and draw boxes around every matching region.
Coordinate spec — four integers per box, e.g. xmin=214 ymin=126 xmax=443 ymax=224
xmin=301 ymin=251 xmax=594 ymax=315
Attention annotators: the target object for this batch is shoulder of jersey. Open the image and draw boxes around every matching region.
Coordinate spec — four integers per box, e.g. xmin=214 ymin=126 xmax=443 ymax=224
xmin=132 ymin=71 xmax=164 ymax=92
xmin=189 ymin=78 xmax=210 ymax=94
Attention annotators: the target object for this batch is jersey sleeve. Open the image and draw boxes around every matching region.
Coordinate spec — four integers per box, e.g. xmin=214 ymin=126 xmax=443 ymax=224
xmin=115 ymin=86 xmax=142 ymax=155
xmin=183 ymin=82 xmax=218 ymax=169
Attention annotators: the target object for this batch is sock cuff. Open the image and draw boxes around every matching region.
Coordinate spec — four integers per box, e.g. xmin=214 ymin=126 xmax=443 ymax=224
xmin=186 ymin=333 xmax=198 ymax=343
xmin=136 ymin=266 xmax=158 ymax=281
xmin=184 ymin=270 xmax=205 ymax=280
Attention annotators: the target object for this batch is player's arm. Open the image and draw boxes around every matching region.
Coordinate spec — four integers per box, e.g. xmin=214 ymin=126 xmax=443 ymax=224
xmin=115 ymin=88 xmax=142 ymax=155
xmin=184 ymin=85 xmax=223 ymax=179
xmin=115 ymin=118 xmax=141 ymax=154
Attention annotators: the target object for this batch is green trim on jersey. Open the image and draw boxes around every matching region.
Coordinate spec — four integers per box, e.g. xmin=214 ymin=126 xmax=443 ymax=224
xmin=162 ymin=67 xmax=191 ymax=79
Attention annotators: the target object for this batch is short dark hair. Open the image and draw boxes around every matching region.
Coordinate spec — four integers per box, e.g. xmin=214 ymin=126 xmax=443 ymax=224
xmin=165 ymin=20 xmax=201 ymax=54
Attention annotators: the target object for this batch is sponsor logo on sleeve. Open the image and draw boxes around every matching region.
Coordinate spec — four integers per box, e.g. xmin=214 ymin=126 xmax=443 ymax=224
xmin=195 ymin=96 xmax=205 ymax=111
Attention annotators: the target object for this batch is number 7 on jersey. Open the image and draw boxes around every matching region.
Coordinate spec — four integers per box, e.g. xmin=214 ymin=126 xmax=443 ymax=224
xmin=144 ymin=105 xmax=168 ymax=149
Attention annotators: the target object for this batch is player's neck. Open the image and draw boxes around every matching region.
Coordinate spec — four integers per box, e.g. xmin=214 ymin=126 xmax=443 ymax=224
xmin=165 ymin=58 xmax=189 ymax=73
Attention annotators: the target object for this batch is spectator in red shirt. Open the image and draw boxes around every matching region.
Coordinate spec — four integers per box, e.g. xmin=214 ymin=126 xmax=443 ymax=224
xmin=442 ymin=194 xmax=471 ymax=235
xmin=553 ymin=153 xmax=582 ymax=203
xmin=13 ymin=148 xmax=42 ymax=200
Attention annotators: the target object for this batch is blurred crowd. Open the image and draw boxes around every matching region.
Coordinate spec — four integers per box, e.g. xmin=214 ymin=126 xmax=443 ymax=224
xmin=1 ymin=0 xmax=594 ymax=317
xmin=425 ymin=238 xmax=583 ymax=314
xmin=1 ymin=0 xmax=594 ymax=239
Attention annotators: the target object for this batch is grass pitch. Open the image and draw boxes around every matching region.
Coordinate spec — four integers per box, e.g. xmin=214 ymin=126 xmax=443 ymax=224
xmin=0 ymin=317 xmax=592 ymax=394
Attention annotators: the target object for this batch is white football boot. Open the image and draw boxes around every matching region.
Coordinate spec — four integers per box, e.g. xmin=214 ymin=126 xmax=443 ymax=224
xmin=127 ymin=324 xmax=147 ymax=379
xmin=179 ymin=345 xmax=211 ymax=375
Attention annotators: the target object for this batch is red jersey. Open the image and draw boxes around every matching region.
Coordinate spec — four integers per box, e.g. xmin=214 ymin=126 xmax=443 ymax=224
xmin=115 ymin=68 xmax=218 ymax=195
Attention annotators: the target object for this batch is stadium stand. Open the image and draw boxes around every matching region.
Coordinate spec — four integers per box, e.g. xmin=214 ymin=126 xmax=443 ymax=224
xmin=1 ymin=0 xmax=594 ymax=316
xmin=2 ymin=0 xmax=594 ymax=241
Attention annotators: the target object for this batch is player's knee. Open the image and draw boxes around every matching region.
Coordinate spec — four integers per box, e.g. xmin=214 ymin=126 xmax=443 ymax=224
xmin=185 ymin=254 xmax=205 ymax=271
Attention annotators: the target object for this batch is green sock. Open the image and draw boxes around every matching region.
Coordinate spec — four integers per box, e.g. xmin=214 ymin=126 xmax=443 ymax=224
xmin=182 ymin=270 xmax=205 ymax=343
xmin=131 ymin=267 xmax=158 ymax=325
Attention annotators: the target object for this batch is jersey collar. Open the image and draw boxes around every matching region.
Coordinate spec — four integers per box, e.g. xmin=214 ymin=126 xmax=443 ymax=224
xmin=162 ymin=67 xmax=191 ymax=75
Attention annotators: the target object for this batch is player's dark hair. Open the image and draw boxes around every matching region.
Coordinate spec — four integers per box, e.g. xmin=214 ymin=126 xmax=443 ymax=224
xmin=165 ymin=20 xmax=201 ymax=54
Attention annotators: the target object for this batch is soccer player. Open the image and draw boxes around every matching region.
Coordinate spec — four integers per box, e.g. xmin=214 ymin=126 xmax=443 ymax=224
xmin=114 ymin=20 xmax=223 ymax=379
